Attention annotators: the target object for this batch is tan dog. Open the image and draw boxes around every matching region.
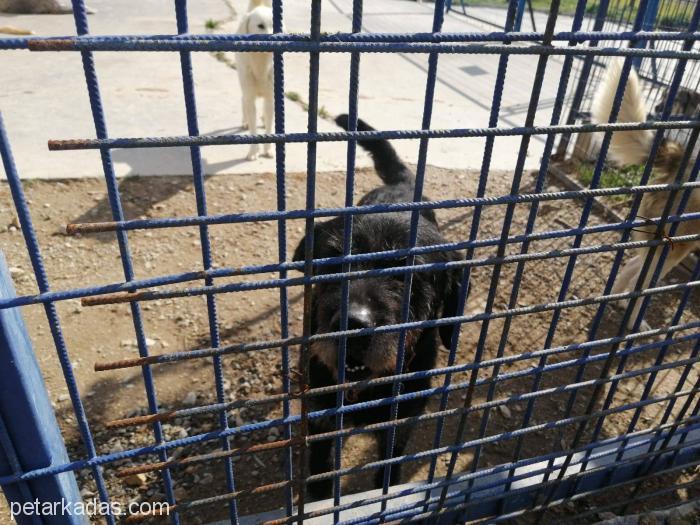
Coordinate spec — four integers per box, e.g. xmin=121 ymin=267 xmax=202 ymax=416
xmin=591 ymin=59 xmax=700 ymax=330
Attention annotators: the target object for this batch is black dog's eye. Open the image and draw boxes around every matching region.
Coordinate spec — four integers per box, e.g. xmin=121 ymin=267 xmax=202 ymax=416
xmin=392 ymin=271 xmax=407 ymax=283
xmin=258 ymin=23 xmax=266 ymax=29
xmin=379 ymin=257 xmax=408 ymax=281
xmin=392 ymin=257 xmax=409 ymax=269
xmin=324 ymin=265 xmax=342 ymax=275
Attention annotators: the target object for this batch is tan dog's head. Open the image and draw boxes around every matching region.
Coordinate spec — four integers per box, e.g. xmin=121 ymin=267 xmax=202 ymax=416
xmin=240 ymin=6 xmax=273 ymax=35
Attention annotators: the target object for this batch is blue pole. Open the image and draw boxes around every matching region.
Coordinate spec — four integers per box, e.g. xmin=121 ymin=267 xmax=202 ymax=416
xmin=514 ymin=0 xmax=527 ymax=30
xmin=0 ymin=252 xmax=85 ymax=525
xmin=633 ymin=0 xmax=661 ymax=69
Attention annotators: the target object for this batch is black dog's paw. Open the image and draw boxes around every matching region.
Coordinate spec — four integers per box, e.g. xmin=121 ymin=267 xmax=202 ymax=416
xmin=373 ymin=469 xmax=385 ymax=490
xmin=307 ymin=479 xmax=333 ymax=501
xmin=373 ymin=466 xmax=401 ymax=490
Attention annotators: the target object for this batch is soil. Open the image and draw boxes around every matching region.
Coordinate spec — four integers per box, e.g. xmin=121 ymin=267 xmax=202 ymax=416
xmin=1 ymin=165 xmax=698 ymax=524
xmin=593 ymin=500 xmax=700 ymax=525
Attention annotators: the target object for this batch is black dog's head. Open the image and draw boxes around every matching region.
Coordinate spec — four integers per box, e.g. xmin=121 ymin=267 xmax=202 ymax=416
xmin=294 ymin=212 xmax=464 ymax=382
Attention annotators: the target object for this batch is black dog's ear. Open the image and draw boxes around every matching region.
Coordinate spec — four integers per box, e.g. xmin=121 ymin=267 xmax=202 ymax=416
xmin=292 ymin=221 xmax=335 ymax=269
xmin=439 ymin=267 xmax=469 ymax=349
xmin=293 ymin=233 xmax=310 ymax=264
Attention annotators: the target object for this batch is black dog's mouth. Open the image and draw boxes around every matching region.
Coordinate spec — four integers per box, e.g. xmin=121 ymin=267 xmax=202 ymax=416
xmin=343 ymin=355 xmax=372 ymax=382
xmin=340 ymin=334 xmax=374 ymax=382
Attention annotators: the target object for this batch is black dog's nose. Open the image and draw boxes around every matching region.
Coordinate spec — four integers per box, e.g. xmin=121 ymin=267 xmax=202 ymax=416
xmin=330 ymin=303 xmax=374 ymax=331
xmin=347 ymin=304 xmax=373 ymax=330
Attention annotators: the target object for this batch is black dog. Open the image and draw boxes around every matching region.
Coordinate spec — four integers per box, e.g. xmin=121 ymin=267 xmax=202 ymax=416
xmin=293 ymin=115 xmax=466 ymax=499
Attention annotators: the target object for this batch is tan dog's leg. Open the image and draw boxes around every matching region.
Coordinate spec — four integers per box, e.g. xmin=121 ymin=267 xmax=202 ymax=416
xmin=612 ymin=253 xmax=644 ymax=296
xmin=623 ymin=244 xmax=695 ymax=330
xmin=243 ymin=92 xmax=259 ymax=160
xmin=611 ymin=252 xmax=650 ymax=330
xmin=262 ymin=92 xmax=273 ymax=158
xmin=624 ymin=249 xmax=659 ymax=331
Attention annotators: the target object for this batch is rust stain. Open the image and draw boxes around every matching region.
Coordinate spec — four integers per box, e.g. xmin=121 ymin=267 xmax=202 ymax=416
xmin=94 ymin=354 xmax=160 ymax=372
xmin=48 ymin=138 xmax=96 ymax=151
xmin=27 ymin=38 xmax=76 ymax=51
xmin=82 ymin=291 xmax=146 ymax=306
xmin=105 ymin=410 xmax=177 ymax=429
xmin=124 ymin=481 xmax=291 ymax=522
xmin=66 ymin=221 xmax=119 ymax=235
xmin=115 ymin=438 xmax=299 ymax=478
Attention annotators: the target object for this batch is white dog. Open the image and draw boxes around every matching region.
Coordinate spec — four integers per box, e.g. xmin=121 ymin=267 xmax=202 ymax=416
xmin=236 ymin=0 xmax=274 ymax=160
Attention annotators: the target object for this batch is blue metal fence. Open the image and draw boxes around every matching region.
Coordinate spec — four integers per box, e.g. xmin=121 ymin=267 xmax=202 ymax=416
xmin=556 ymin=0 xmax=700 ymax=158
xmin=1 ymin=0 xmax=700 ymax=523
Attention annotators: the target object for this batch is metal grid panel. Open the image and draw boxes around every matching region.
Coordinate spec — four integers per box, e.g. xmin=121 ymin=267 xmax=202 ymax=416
xmin=558 ymin=0 xmax=700 ymax=152
xmin=1 ymin=0 xmax=700 ymax=523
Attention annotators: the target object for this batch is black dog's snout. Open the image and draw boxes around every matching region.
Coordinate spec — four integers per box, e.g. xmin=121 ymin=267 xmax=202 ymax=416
xmin=330 ymin=303 xmax=374 ymax=332
xmin=329 ymin=305 xmax=373 ymax=363
xmin=348 ymin=304 xmax=374 ymax=330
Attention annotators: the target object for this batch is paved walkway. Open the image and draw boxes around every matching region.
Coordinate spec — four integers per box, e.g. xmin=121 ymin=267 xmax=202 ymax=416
xmin=0 ymin=0 xmax=578 ymax=179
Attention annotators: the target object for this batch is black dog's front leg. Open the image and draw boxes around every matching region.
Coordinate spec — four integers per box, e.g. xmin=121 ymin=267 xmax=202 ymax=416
xmin=307 ymin=417 xmax=334 ymax=500
xmin=306 ymin=357 xmax=337 ymax=501
xmin=374 ymin=425 xmax=411 ymax=489
xmin=373 ymin=376 xmax=432 ymax=490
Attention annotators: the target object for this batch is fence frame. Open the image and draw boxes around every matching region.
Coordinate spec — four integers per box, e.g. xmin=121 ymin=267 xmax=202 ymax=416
xmin=0 ymin=251 xmax=84 ymax=525
xmin=1 ymin=0 xmax=700 ymax=523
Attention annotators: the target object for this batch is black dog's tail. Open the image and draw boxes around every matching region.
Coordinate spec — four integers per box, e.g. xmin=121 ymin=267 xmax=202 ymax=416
xmin=335 ymin=114 xmax=413 ymax=185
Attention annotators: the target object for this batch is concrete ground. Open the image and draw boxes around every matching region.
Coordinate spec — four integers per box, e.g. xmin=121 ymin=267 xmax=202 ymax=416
xmin=0 ymin=0 xmax=576 ymax=180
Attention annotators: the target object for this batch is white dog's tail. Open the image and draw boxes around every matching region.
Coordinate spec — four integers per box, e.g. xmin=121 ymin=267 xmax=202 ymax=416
xmin=591 ymin=58 xmax=654 ymax=166
xmin=248 ymin=0 xmax=271 ymax=8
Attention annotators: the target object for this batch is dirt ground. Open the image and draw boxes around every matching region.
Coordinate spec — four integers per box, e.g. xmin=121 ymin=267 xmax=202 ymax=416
xmin=1 ymin=163 xmax=699 ymax=524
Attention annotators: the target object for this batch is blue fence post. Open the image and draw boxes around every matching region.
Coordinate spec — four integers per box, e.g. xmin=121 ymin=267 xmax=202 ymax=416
xmin=514 ymin=0 xmax=527 ymax=30
xmin=0 ymin=252 xmax=85 ymax=525
xmin=633 ymin=0 xmax=661 ymax=69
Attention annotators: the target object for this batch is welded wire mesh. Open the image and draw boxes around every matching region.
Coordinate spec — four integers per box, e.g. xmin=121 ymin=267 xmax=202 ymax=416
xmin=557 ymin=0 xmax=700 ymax=155
xmin=1 ymin=0 xmax=700 ymax=524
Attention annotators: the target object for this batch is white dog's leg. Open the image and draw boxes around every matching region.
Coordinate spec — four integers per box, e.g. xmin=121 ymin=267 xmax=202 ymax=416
xmin=622 ymin=244 xmax=692 ymax=331
xmin=241 ymin=97 xmax=248 ymax=130
xmin=611 ymin=253 xmax=643 ymax=296
xmin=610 ymin=253 xmax=649 ymax=331
xmin=623 ymin=251 xmax=654 ymax=331
xmin=262 ymin=93 xmax=273 ymax=158
xmin=243 ymin=93 xmax=259 ymax=160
